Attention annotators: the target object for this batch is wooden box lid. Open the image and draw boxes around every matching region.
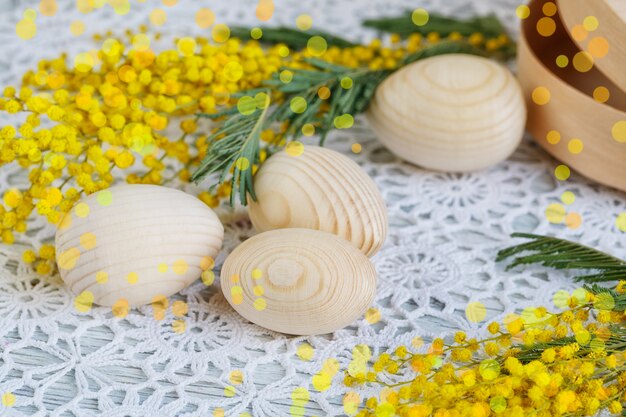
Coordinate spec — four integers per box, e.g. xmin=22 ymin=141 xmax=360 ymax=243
xmin=557 ymin=0 xmax=626 ymax=88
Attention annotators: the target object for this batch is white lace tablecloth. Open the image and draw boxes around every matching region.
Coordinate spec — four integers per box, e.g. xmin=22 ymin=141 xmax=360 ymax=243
xmin=1 ymin=0 xmax=625 ymax=416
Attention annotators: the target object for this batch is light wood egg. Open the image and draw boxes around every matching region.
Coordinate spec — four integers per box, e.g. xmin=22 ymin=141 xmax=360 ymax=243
xmin=55 ymin=185 xmax=224 ymax=307
xmin=220 ymin=228 xmax=377 ymax=335
xmin=247 ymin=145 xmax=387 ymax=257
xmin=367 ymin=54 xmax=527 ymax=171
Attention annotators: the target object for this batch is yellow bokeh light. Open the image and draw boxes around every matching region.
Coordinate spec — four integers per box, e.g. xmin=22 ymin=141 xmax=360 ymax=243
xmin=75 ymin=52 xmax=95 ymax=72
xmin=285 ymin=141 xmax=304 ymax=157
xmin=229 ymin=370 xmax=244 ymax=385
xmin=561 ymin=191 xmax=575 ymax=205
xmin=555 ymin=165 xmax=571 ymax=181
xmin=96 ymin=271 xmax=108 ymax=284
xmin=290 ymin=97 xmax=307 ymax=114
xmin=254 ymin=298 xmax=267 ymax=311
xmin=253 ymin=285 xmax=264 ymax=296
xmin=351 ymin=143 xmax=362 ymax=154
xmin=74 ymin=290 xmax=94 ymax=312
xmin=568 ymin=138 xmax=583 ymax=154
xmin=196 ymin=8 xmax=215 ymax=28
xmin=40 ymin=0 xmax=58 ymax=16
xmin=583 ymin=15 xmax=599 ymax=32
xmin=570 ymin=24 xmax=587 ymax=42
xmin=112 ymin=298 xmax=129 ymax=318
xmin=256 ymin=0 xmax=274 ymax=21
xmin=200 ymin=256 xmax=215 ymax=270
xmin=70 ymin=20 xmax=85 ymax=36
xmin=616 ymin=213 xmax=626 ymax=232
xmin=611 ymin=121 xmax=626 ymax=142
xmin=224 ymin=385 xmax=236 ymax=397
xmin=479 ymin=359 xmax=500 ymax=380
xmin=555 ymin=55 xmax=569 ymax=68
xmin=466 ymin=301 xmax=486 ymax=322
xmin=172 ymin=319 xmax=186 ymax=333
xmin=235 ymin=157 xmax=250 ymax=171
xmin=201 ymin=270 xmax=215 ymax=286
xmin=536 ymin=17 xmax=556 ymax=37
xmin=573 ymin=51 xmax=594 ymax=72
xmin=312 ymin=372 xmax=331 ymax=391
xmin=343 ymin=391 xmax=360 ymax=415
xmin=365 ymin=307 xmax=381 ymax=324
xmin=545 ymin=203 xmax=566 ymax=224
xmin=75 ymin=202 xmax=90 ymax=217
xmin=588 ymin=36 xmax=609 ymax=58
xmin=341 ymin=77 xmax=353 ymax=89
xmin=126 ymin=271 xmax=139 ymax=284
xmin=80 ymin=232 xmax=97 ymax=249
xmin=565 ymin=212 xmax=582 ymax=229
xmin=132 ymin=34 xmax=150 ymax=51
xmin=172 ymin=259 xmax=188 ymax=275
xmin=223 ymin=61 xmax=243 ymax=81
xmin=150 ymin=8 xmax=167 ymax=26
xmin=593 ymin=86 xmax=610 ymax=103
xmin=553 ymin=290 xmax=570 ymax=308
xmin=58 ymin=247 xmax=81 ymax=270
xmin=279 ymin=70 xmax=293 ymax=83
xmin=296 ymin=14 xmax=313 ymax=30
xmin=172 ymin=300 xmax=188 ymax=317
xmin=16 ymin=19 xmax=37 ymax=40
xmin=318 ymin=86 xmax=331 ymax=100
xmin=307 ymin=36 xmax=327 ymax=56
xmin=296 ymin=342 xmax=314 ymax=361
xmin=531 ymin=86 xmax=550 ymax=105
xmin=412 ymin=8 xmax=429 ymax=26
xmin=1 ymin=392 xmax=15 ymax=407
xmin=516 ymin=5 xmax=530 ymax=19
xmin=250 ymin=27 xmax=262 ymax=39
xmin=212 ymin=24 xmax=230 ymax=43
xmin=334 ymin=114 xmax=354 ymax=129
xmin=177 ymin=37 xmax=196 ymax=57
xmin=546 ymin=130 xmax=560 ymax=144
xmin=542 ymin=2 xmax=557 ymax=17
xmin=24 ymin=8 xmax=37 ymax=20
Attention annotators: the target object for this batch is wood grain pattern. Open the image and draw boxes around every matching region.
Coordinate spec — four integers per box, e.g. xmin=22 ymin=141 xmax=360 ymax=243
xmin=519 ymin=0 xmax=626 ymax=192
xmin=367 ymin=54 xmax=526 ymax=172
xmin=55 ymin=185 xmax=224 ymax=307
xmin=220 ymin=228 xmax=377 ymax=335
xmin=558 ymin=0 xmax=626 ymax=89
xmin=247 ymin=145 xmax=387 ymax=257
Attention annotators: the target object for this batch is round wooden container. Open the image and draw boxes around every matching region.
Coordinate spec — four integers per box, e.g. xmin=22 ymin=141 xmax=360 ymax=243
xmin=518 ymin=0 xmax=626 ymax=191
xmin=558 ymin=0 xmax=626 ymax=88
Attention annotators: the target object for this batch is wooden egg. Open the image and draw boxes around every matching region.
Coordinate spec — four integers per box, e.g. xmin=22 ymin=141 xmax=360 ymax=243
xmin=367 ymin=54 xmax=527 ymax=171
xmin=220 ymin=228 xmax=377 ymax=335
xmin=247 ymin=145 xmax=387 ymax=257
xmin=55 ymin=184 xmax=224 ymax=307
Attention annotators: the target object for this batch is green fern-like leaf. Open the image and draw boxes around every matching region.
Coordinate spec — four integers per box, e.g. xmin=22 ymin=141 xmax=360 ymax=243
xmin=497 ymin=233 xmax=626 ymax=283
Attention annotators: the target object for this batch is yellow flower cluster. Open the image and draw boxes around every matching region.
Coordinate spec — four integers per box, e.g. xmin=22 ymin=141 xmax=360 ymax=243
xmin=346 ymin=285 xmax=626 ymax=417
xmin=0 ymin=25 xmax=512 ymax=277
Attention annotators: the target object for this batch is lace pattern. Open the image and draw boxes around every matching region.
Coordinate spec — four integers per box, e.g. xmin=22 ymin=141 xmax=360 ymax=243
xmin=0 ymin=0 xmax=625 ymax=416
